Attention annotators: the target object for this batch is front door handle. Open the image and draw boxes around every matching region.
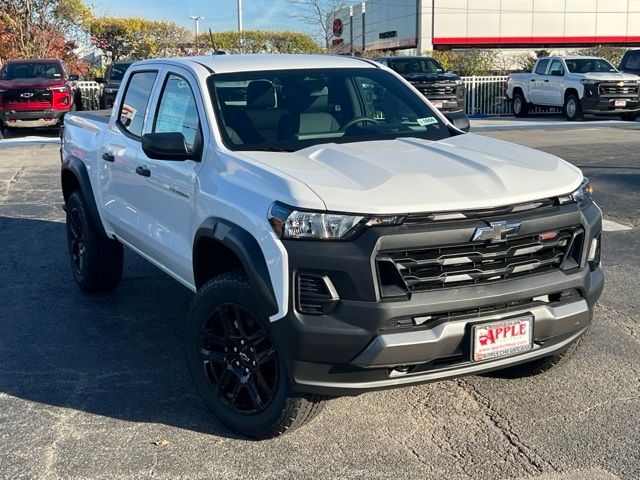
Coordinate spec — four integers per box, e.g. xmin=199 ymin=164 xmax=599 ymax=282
xmin=135 ymin=166 xmax=151 ymax=177
xmin=530 ymin=79 xmax=536 ymax=82
xmin=544 ymin=79 xmax=549 ymax=82
xmin=102 ymin=152 xmax=115 ymax=162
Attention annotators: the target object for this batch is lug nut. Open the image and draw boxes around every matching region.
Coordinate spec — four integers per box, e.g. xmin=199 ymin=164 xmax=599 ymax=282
xmin=233 ymin=347 xmax=237 ymax=352
xmin=245 ymin=368 xmax=249 ymax=373
xmin=241 ymin=340 xmax=245 ymax=345
xmin=235 ymin=361 xmax=240 ymax=366
xmin=252 ymin=361 xmax=256 ymax=366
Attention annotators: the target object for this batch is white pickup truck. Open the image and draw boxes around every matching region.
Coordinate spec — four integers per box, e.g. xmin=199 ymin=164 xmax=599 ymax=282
xmin=507 ymin=56 xmax=640 ymax=121
xmin=61 ymin=54 xmax=603 ymax=439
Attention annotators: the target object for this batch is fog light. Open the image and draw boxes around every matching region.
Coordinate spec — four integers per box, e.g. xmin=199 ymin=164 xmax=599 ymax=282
xmin=588 ymin=235 xmax=601 ymax=270
xmin=588 ymin=238 xmax=598 ymax=261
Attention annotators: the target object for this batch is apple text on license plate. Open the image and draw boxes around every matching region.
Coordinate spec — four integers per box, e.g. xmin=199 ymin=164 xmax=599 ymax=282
xmin=432 ymin=101 xmax=443 ymax=109
xmin=472 ymin=316 xmax=533 ymax=362
xmin=615 ymin=100 xmax=627 ymax=107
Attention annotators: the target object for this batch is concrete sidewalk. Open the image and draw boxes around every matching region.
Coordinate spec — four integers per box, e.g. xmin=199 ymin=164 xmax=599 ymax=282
xmin=470 ymin=115 xmax=639 ymax=131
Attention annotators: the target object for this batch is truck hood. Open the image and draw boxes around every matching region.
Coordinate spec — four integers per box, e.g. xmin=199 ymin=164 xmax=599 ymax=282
xmin=0 ymin=77 xmax=66 ymax=90
xmin=401 ymin=72 xmax=460 ymax=83
xmin=240 ymin=134 xmax=583 ymax=214
xmin=574 ymin=72 xmax=639 ymax=81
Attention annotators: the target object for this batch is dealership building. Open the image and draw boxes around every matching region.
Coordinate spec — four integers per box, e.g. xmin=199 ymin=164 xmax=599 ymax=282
xmin=330 ymin=0 xmax=640 ymax=54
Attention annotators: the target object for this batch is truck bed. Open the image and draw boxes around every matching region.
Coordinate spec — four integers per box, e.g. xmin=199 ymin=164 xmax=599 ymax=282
xmin=71 ymin=109 xmax=112 ymax=124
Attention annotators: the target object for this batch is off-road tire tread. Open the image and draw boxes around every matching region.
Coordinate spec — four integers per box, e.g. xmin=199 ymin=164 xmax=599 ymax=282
xmin=189 ymin=272 xmax=326 ymax=439
xmin=66 ymin=190 xmax=123 ymax=292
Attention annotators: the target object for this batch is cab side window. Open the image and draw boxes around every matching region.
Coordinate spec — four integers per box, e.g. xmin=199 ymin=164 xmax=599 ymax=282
xmin=549 ymin=59 xmax=564 ymax=75
xmin=535 ymin=59 xmax=550 ymax=75
xmin=153 ymin=73 xmax=202 ymax=153
xmin=623 ymin=51 xmax=640 ymax=71
xmin=118 ymin=71 xmax=158 ymax=138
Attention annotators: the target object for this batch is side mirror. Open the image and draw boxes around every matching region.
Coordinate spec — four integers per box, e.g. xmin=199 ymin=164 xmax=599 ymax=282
xmin=550 ymin=70 xmax=564 ymax=76
xmin=95 ymin=77 xmax=105 ymax=84
xmin=141 ymin=132 xmax=195 ymax=161
xmin=443 ymin=111 xmax=470 ymax=132
xmin=447 ymin=70 xmax=457 ymax=75
xmin=69 ymin=74 xmax=79 ymax=81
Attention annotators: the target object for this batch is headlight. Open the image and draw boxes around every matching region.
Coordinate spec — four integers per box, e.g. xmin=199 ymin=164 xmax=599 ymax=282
xmin=454 ymin=79 xmax=464 ymax=85
xmin=580 ymin=79 xmax=599 ymax=85
xmin=50 ymin=86 xmax=68 ymax=92
xmin=559 ymin=178 xmax=594 ymax=209
xmin=268 ymin=202 xmax=404 ymax=240
xmin=105 ymin=88 xmax=117 ymax=94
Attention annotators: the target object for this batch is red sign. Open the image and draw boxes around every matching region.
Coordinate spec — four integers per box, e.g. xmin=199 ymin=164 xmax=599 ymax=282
xmin=332 ymin=39 xmax=344 ymax=46
xmin=333 ymin=18 xmax=343 ymax=37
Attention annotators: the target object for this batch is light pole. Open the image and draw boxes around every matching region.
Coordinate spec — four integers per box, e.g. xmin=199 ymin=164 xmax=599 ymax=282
xmin=237 ymin=0 xmax=243 ymax=53
xmin=189 ymin=15 xmax=204 ymax=54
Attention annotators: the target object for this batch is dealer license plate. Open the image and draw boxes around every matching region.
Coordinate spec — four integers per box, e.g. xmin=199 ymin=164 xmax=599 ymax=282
xmin=472 ymin=316 xmax=533 ymax=362
xmin=431 ymin=101 xmax=443 ymax=109
xmin=614 ymin=100 xmax=627 ymax=107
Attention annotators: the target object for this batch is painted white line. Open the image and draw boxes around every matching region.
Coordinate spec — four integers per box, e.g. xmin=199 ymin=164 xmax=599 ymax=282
xmin=602 ymin=219 xmax=633 ymax=232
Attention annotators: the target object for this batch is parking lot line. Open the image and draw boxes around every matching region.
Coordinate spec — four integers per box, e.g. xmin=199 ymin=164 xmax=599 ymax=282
xmin=602 ymin=219 xmax=633 ymax=232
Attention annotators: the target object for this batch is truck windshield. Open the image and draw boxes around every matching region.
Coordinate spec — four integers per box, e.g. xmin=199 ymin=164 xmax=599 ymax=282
xmin=388 ymin=58 xmax=444 ymax=74
xmin=0 ymin=62 xmax=63 ymax=80
xmin=208 ymin=68 xmax=453 ymax=152
xmin=565 ymin=59 xmax=617 ymax=74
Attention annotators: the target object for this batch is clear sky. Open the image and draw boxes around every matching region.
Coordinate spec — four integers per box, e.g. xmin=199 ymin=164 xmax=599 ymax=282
xmin=90 ymin=0 xmax=307 ymax=33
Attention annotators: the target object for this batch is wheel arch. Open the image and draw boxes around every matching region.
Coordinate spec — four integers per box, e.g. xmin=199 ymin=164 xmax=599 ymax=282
xmin=564 ymin=88 xmax=580 ymax=101
xmin=61 ymin=156 xmax=107 ymax=237
xmin=193 ymin=218 xmax=278 ymax=317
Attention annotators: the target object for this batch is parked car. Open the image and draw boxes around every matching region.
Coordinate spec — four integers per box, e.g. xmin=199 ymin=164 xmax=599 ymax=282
xmin=61 ymin=54 xmax=603 ymax=439
xmin=0 ymin=59 xmax=76 ymax=137
xmin=96 ymin=61 xmax=134 ymax=109
xmin=619 ymin=48 xmax=640 ymax=76
xmin=377 ymin=56 xmax=469 ymax=130
xmin=507 ymin=56 xmax=640 ymax=121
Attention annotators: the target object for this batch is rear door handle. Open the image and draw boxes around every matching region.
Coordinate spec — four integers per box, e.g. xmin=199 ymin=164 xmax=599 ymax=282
xmin=135 ymin=166 xmax=151 ymax=177
xmin=530 ymin=79 xmax=536 ymax=82
xmin=544 ymin=79 xmax=549 ymax=82
xmin=102 ymin=152 xmax=115 ymax=162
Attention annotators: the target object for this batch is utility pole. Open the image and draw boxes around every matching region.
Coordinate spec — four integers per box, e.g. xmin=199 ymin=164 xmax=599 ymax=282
xmin=361 ymin=2 xmax=366 ymax=55
xmin=189 ymin=16 xmax=204 ymax=54
xmin=237 ymin=0 xmax=244 ymax=53
xmin=349 ymin=6 xmax=354 ymax=55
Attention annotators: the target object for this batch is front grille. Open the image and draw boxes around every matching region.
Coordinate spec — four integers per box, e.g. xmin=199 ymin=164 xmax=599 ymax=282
xmin=598 ymin=82 xmax=639 ymax=96
xmin=3 ymin=89 xmax=52 ymax=108
xmin=296 ymin=274 xmax=339 ymax=315
xmin=377 ymin=227 xmax=584 ymax=293
xmin=416 ymin=82 xmax=457 ymax=96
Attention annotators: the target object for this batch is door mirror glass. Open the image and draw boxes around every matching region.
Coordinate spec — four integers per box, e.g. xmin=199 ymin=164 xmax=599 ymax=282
xmin=141 ymin=132 xmax=194 ymax=160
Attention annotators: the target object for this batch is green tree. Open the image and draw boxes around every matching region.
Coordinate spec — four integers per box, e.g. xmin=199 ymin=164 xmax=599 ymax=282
xmin=89 ymin=17 xmax=192 ymax=61
xmin=570 ymin=46 xmax=626 ymax=67
xmin=203 ymin=30 xmax=321 ymax=54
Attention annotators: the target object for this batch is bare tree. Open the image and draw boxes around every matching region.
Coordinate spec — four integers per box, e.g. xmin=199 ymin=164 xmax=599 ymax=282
xmin=286 ymin=0 xmax=348 ymax=50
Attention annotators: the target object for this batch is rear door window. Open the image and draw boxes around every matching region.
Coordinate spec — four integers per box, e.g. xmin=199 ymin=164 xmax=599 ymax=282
xmin=118 ymin=71 xmax=158 ymax=138
xmin=535 ymin=59 xmax=550 ymax=75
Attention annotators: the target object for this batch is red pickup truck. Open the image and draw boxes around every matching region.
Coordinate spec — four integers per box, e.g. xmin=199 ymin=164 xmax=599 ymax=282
xmin=0 ymin=59 xmax=76 ymax=137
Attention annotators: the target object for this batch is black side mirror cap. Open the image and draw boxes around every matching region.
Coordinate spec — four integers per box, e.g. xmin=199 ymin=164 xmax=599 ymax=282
xmin=141 ymin=132 xmax=195 ymax=161
xmin=69 ymin=74 xmax=79 ymax=81
xmin=95 ymin=77 xmax=105 ymax=83
xmin=550 ymin=70 xmax=564 ymax=76
xmin=443 ymin=111 xmax=470 ymax=133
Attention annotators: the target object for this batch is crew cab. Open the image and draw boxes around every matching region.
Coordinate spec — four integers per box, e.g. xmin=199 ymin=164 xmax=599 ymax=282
xmin=377 ymin=56 xmax=469 ymax=130
xmin=0 ymin=59 xmax=76 ymax=136
xmin=96 ymin=60 xmax=134 ymax=109
xmin=61 ymin=55 xmax=603 ymax=439
xmin=507 ymin=56 xmax=640 ymax=121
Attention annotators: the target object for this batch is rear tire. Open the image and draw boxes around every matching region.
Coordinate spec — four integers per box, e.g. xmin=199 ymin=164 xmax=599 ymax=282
xmin=486 ymin=327 xmax=590 ymax=379
xmin=187 ymin=272 xmax=326 ymax=439
xmin=621 ymin=112 xmax=639 ymax=121
xmin=65 ymin=191 xmax=123 ymax=292
xmin=512 ymin=91 xmax=529 ymax=117
xmin=563 ymin=93 xmax=583 ymax=121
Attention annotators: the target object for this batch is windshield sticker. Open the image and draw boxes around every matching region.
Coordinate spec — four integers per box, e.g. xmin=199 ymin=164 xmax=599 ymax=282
xmin=417 ymin=117 xmax=438 ymax=126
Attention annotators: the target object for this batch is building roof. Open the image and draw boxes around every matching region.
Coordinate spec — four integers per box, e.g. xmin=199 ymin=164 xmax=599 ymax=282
xmin=135 ymin=54 xmax=378 ymax=74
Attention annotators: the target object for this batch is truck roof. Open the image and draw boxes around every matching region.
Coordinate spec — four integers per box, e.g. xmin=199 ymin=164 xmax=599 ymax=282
xmin=134 ymin=54 xmax=377 ymax=74
xmin=539 ymin=56 xmax=605 ymax=61
xmin=4 ymin=58 xmax=62 ymax=64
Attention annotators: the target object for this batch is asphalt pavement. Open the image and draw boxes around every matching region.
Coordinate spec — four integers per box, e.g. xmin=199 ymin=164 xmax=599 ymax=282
xmin=0 ymin=122 xmax=638 ymax=480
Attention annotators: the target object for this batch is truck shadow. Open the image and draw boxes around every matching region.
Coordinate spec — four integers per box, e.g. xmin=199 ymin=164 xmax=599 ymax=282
xmin=0 ymin=215 xmax=241 ymax=439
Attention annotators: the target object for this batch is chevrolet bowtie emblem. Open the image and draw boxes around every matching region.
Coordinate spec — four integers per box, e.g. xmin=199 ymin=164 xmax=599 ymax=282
xmin=617 ymin=81 xmax=625 ymax=87
xmin=472 ymin=220 xmax=522 ymax=243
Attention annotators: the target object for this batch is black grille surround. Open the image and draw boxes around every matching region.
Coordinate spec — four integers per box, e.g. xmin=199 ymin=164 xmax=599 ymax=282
xmin=378 ymin=226 xmax=584 ymax=296
xmin=3 ymin=88 xmax=53 ymax=104
xmin=415 ymin=82 xmax=457 ymax=97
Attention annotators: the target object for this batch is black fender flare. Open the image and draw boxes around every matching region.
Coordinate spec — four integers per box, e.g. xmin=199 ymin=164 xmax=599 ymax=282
xmin=61 ymin=156 xmax=107 ymax=237
xmin=194 ymin=218 xmax=279 ymax=317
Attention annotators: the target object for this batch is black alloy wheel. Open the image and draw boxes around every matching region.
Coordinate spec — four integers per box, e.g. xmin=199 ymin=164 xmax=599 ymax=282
xmin=199 ymin=303 xmax=278 ymax=415
xmin=67 ymin=206 xmax=86 ymax=275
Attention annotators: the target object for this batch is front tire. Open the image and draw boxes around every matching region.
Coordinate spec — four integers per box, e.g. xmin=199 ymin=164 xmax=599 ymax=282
xmin=187 ymin=272 xmax=326 ymax=439
xmin=66 ymin=191 xmax=123 ymax=292
xmin=512 ymin=91 xmax=529 ymax=117
xmin=563 ymin=93 xmax=583 ymax=121
xmin=621 ymin=112 xmax=639 ymax=121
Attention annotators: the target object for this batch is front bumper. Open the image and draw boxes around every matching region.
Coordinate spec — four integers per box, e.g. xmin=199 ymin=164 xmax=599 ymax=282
xmin=582 ymin=91 xmax=640 ymax=114
xmin=270 ymin=202 xmax=603 ymax=396
xmin=0 ymin=108 xmax=66 ymax=128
